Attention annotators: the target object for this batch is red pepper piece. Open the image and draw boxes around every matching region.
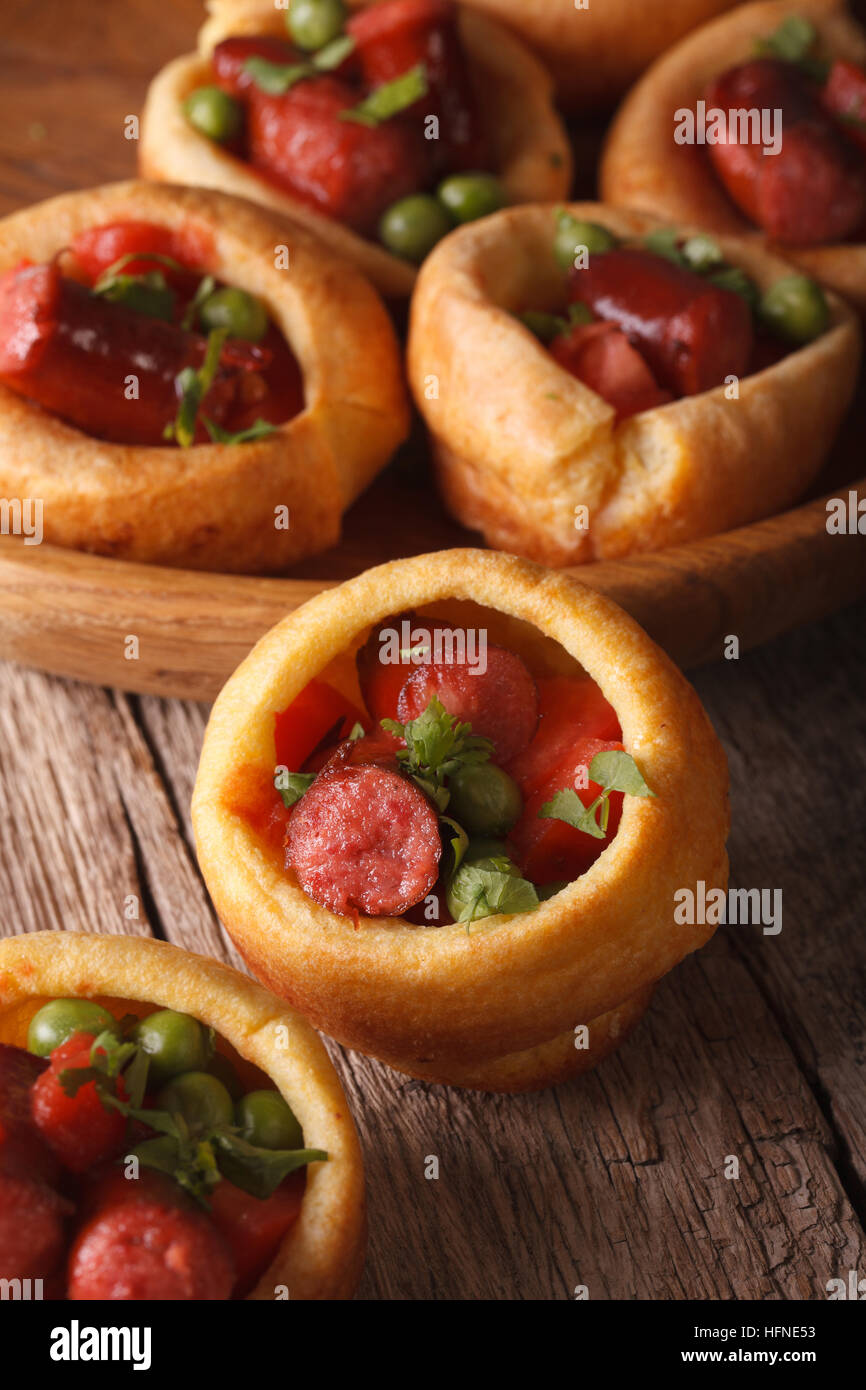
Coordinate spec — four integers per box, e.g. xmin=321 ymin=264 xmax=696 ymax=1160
xmin=505 ymin=676 xmax=622 ymax=800
xmin=508 ymin=736 xmax=624 ymax=886
xmin=30 ymin=1031 xmax=128 ymax=1174
xmin=69 ymin=219 xmax=214 ymax=286
xmin=208 ymin=1172 xmax=305 ymax=1298
xmin=274 ymin=679 xmax=367 ymax=772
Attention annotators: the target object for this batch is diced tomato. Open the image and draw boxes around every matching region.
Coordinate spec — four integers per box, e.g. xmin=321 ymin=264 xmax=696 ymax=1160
xmin=30 ymin=1031 xmax=127 ymax=1174
xmin=822 ymin=60 xmax=866 ymax=154
xmin=550 ymin=320 xmax=673 ymax=420
xmin=208 ymin=1172 xmax=305 ymax=1298
xmin=69 ymin=220 xmax=213 ymax=285
xmin=506 ymin=676 xmax=621 ymax=800
xmin=355 ymin=612 xmax=420 ymax=727
xmin=508 ymin=736 xmax=623 ymax=886
xmin=274 ymin=680 xmax=367 ymax=772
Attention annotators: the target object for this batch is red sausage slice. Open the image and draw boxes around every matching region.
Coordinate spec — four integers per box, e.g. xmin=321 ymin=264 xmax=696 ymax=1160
xmin=549 ymin=320 xmax=673 ymax=419
xmin=286 ymin=758 xmax=441 ymax=916
xmin=823 ymin=60 xmax=866 ymax=155
xmin=347 ymin=0 xmax=488 ymax=172
xmin=0 ymin=1171 xmax=70 ymax=1282
xmin=567 ymin=247 xmax=753 ymax=397
xmin=705 ymin=59 xmax=866 ymax=245
xmin=68 ymin=1168 xmax=234 ymax=1301
xmin=246 ymin=75 xmax=426 ymax=233
xmin=0 ymin=261 xmax=267 ymax=445
xmin=212 ymin=35 xmax=302 ymax=99
xmin=69 ymin=220 xmax=213 ymax=287
xmin=397 ymin=644 xmax=539 ymax=764
xmin=0 ymin=1041 xmax=60 ymax=1186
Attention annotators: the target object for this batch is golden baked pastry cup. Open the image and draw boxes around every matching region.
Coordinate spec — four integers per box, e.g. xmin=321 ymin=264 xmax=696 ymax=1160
xmin=192 ymin=549 xmax=730 ymax=1091
xmin=0 ymin=180 xmax=409 ymax=572
xmin=407 ymin=202 xmax=860 ymax=566
xmin=425 ymin=0 xmax=746 ymax=112
xmin=0 ymin=931 xmax=366 ymax=1300
xmin=600 ymin=0 xmax=866 ymax=311
xmin=140 ymin=0 xmax=572 ymax=299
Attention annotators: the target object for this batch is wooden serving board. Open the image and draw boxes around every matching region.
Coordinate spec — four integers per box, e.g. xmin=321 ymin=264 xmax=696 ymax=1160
xmin=1 ymin=0 xmax=865 ymax=701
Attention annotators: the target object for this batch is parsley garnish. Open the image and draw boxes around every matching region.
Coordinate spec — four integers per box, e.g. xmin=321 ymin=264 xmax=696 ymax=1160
xmin=202 ymin=416 xmax=279 ymax=445
xmin=276 ymin=769 xmax=315 ymax=809
xmin=381 ymin=696 xmax=493 ymax=813
xmin=540 ymin=750 xmax=654 ymax=839
xmin=340 ymin=64 xmax=427 ymax=126
xmin=447 ymin=855 xmax=538 ymax=929
xmin=164 ymin=327 xmax=227 ymax=448
xmin=243 ymin=34 xmax=356 ymax=94
xmin=754 ymin=15 xmax=828 ymax=79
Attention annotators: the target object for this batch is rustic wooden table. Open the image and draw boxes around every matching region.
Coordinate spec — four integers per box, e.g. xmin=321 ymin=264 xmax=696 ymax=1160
xmin=2 ymin=0 xmax=865 ymax=1301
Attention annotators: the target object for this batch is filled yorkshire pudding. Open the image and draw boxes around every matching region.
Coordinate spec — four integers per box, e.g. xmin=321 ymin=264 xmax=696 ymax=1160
xmin=140 ymin=0 xmax=571 ymax=298
xmin=407 ymin=202 xmax=860 ymax=566
xmin=0 ymin=180 xmax=408 ymax=571
xmin=0 ymin=932 xmax=365 ymax=1299
xmin=437 ymin=0 xmax=748 ymax=111
xmin=601 ymin=0 xmax=866 ymax=311
xmin=192 ymin=549 xmax=729 ymax=1092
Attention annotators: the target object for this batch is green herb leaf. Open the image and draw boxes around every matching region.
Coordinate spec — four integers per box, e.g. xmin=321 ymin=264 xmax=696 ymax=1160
xmin=347 ymin=722 xmax=365 ymax=741
xmin=243 ymin=56 xmax=314 ymax=94
xmin=210 ymin=1131 xmax=328 ymax=1200
xmin=92 ymin=251 xmax=187 ymax=292
xmin=755 ymin=14 xmax=815 ymax=62
xmin=447 ymin=858 xmax=538 ymax=928
xmin=313 ymin=34 xmax=355 ymax=70
xmin=381 ymin=696 xmax=493 ymax=810
xmin=94 ymin=270 xmax=175 ymax=321
xmin=540 ymin=751 xmax=654 ymax=840
xmin=181 ymin=272 xmax=216 ymax=331
xmin=132 ymin=1133 xmax=223 ymax=1206
xmin=706 ymin=265 xmax=760 ymax=309
xmin=202 ymin=416 xmax=279 ymax=445
xmin=164 ymin=327 xmax=227 ymax=448
xmin=439 ymin=814 xmax=469 ymax=873
xmin=340 ymin=63 xmax=427 ymax=126
xmin=276 ymin=771 xmax=316 ymax=809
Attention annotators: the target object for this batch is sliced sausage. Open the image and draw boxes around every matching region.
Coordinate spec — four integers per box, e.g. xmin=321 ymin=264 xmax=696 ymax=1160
xmin=705 ymin=58 xmax=866 ymax=245
xmin=347 ymin=0 xmax=488 ymax=172
xmin=286 ymin=759 xmax=441 ymax=917
xmin=567 ymin=247 xmax=753 ymax=397
xmin=68 ymin=1167 xmax=234 ymax=1301
xmin=246 ymin=75 xmax=426 ymax=234
xmin=549 ymin=320 xmax=673 ymax=419
xmin=397 ymin=643 xmax=539 ymax=764
xmin=0 ymin=261 xmax=267 ymax=445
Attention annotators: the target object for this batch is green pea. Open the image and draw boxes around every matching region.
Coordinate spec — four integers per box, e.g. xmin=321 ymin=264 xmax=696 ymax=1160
xmin=183 ymin=86 xmax=243 ymax=143
xmin=208 ymin=1052 xmax=244 ymax=1101
xmin=157 ymin=1071 xmax=234 ymax=1131
xmin=198 ymin=286 xmax=269 ymax=342
xmin=379 ymin=195 xmax=453 ymax=264
xmin=553 ymin=210 xmax=618 ymax=271
xmin=28 ymin=999 xmax=120 ymax=1057
xmin=437 ymin=172 xmax=505 ymax=225
xmin=447 ymin=763 xmax=522 ymax=837
xmin=758 ymin=274 xmax=829 ymax=344
xmin=131 ymin=1009 xmax=213 ymax=1087
xmin=288 ymin=0 xmax=347 ymax=51
xmin=235 ymin=1089 xmax=304 ymax=1150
